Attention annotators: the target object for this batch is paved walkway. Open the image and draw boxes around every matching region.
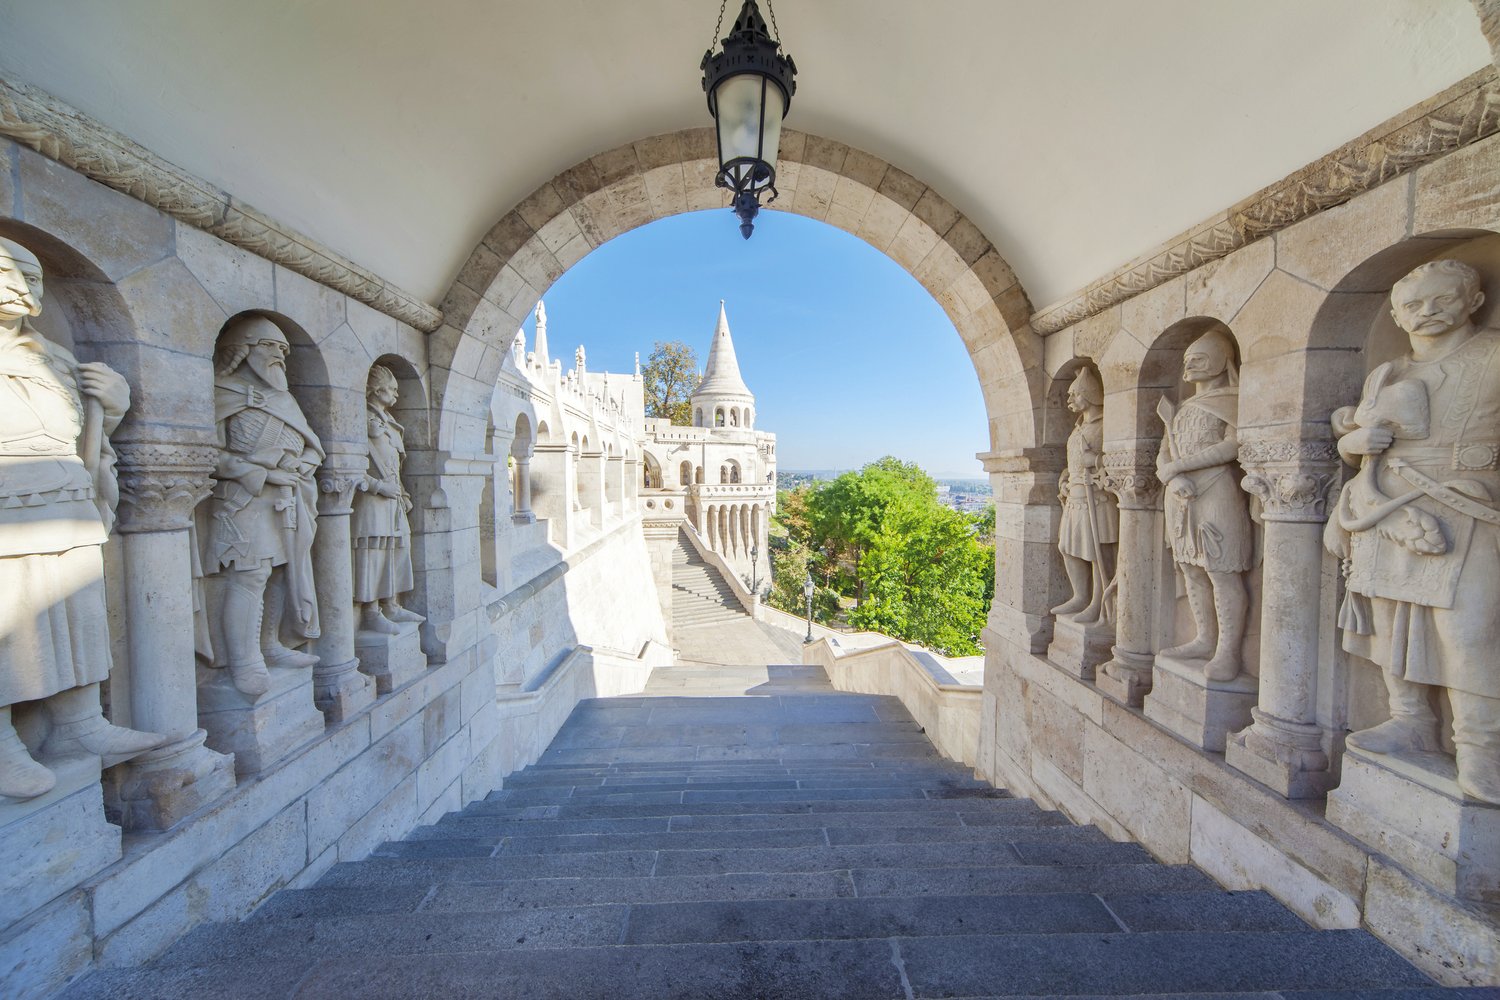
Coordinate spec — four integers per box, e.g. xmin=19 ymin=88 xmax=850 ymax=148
xmin=60 ymin=665 xmax=1467 ymax=999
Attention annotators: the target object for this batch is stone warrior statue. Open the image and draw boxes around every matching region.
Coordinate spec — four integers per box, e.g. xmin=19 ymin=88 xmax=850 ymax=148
xmin=0 ymin=237 xmax=164 ymax=800
xmin=1051 ymin=367 xmax=1118 ymax=625
xmin=203 ymin=316 xmax=323 ymax=697
xmin=1327 ymin=259 xmax=1500 ymax=804
xmin=1155 ymin=328 xmax=1253 ymax=681
xmin=352 ymin=365 xmax=423 ymax=635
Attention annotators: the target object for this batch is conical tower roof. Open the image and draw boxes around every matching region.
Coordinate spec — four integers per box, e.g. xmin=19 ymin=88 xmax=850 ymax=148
xmin=692 ymin=300 xmax=754 ymax=402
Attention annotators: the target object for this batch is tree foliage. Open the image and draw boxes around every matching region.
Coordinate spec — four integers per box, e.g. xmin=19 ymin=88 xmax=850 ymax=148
xmin=768 ymin=458 xmax=994 ymax=655
xmin=641 ymin=340 xmax=698 ymax=425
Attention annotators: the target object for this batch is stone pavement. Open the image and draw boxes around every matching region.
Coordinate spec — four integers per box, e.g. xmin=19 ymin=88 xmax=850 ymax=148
xmin=58 ymin=665 xmax=1480 ymax=1000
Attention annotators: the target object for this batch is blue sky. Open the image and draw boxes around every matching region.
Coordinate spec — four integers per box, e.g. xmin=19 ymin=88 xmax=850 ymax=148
xmin=522 ymin=208 xmax=988 ymax=478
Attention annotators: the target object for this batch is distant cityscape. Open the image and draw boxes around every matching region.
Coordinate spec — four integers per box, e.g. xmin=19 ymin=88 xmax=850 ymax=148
xmin=777 ymin=470 xmax=992 ymax=514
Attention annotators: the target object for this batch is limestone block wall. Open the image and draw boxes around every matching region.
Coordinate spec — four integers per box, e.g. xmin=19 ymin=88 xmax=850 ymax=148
xmin=0 ymin=135 xmax=670 ymax=1000
xmin=977 ymin=124 xmax=1500 ymax=986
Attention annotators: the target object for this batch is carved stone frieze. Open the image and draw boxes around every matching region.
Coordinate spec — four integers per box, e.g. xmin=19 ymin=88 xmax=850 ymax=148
xmin=1101 ymin=443 xmax=1162 ymax=510
xmin=1239 ymin=439 xmax=1340 ymax=523
xmin=0 ymin=74 xmax=443 ymax=333
xmin=114 ymin=442 xmax=218 ymax=533
xmin=1032 ymin=68 xmax=1500 ymax=336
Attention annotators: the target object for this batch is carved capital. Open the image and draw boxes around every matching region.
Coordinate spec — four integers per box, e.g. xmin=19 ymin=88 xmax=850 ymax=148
xmin=114 ymin=442 xmax=217 ymax=533
xmin=1238 ymin=439 xmax=1341 ymax=523
xmin=1101 ymin=444 xmax=1162 ymax=511
xmin=316 ymin=473 xmax=364 ymax=516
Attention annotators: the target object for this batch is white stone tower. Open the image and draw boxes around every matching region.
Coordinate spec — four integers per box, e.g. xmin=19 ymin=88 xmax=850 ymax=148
xmin=690 ymin=300 xmax=756 ymax=429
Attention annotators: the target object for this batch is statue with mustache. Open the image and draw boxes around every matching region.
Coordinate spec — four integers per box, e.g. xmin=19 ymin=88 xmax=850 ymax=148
xmin=202 ymin=315 xmax=324 ymax=697
xmin=0 ymin=236 xmax=164 ymax=800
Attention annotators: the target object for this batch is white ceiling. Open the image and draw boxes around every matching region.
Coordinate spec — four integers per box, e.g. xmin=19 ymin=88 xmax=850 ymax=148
xmin=0 ymin=1 xmax=1489 ymax=310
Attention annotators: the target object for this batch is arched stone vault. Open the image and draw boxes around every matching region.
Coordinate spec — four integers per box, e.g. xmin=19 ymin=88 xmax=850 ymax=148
xmin=429 ymin=127 xmax=1046 ymax=459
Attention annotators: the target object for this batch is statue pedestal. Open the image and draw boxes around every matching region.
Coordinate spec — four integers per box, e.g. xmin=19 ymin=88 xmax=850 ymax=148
xmin=197 ymin=665 xmax=325 ymax=777
xmin=0 ymin=755 xmax=119 ymax=927
xmin=1328 ymin=746 xmax=1500 ymax=904
xmin=356 ymin=624 xmax=427 ymax=695
xmin=1143 ymin=653 xmax=1257 ymax=752
xmin=1096 ymin=648 xmax=1154 ymax=707
xmin=1046 ymin=618 xmax=1114 ymax=681
xmin=111 ymin=728 xmax=237 ymax=832
xmin=313 ymin=658 xmax=376 ymax=727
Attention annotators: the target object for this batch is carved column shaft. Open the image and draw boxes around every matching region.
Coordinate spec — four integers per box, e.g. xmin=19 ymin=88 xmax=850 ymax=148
xmin=111 ymin=442 xmax=236 ymax=830
xmin=980 ymin=448 xmax=1065 ymax=654
xmin=1098 ymin=444 xmax=1163 ymax=704
xmin=311 ymin=455 xmax=375 ymax=723
xmin=1227 ymin=441 xmax=1339 ymax=798
xmin=512 ymin=456 xmax=534 ymax=524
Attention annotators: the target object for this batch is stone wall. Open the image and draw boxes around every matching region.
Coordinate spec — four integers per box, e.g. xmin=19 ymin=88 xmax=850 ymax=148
xmin=0 ymin=135 xmax=669 ymax=1000
xmin=977 ymin=126 xmax=1500 ymax=986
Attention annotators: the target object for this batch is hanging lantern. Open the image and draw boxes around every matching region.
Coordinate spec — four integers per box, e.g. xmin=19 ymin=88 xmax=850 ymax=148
xmin=701 ymin=0 xmax=797 ymax=239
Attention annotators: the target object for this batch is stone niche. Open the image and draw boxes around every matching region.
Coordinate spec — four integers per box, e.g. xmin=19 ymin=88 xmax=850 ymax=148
xmin=1319 ymin=233 xmax=1500 ymax=908
xmin=1136 ymin=319 xmax=1264 ymax=753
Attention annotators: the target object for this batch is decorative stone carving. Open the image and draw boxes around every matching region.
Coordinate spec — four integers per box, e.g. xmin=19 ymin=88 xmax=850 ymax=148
xmin=115 ymin=442 xmax=217 ymax=534
xmin=1101 ymin=443 xmax=1162 ymax=511
xmin=1325 ymin=259 xmax=1500 ymax=805
xmin=1155 ymin=329 xmax=1253 ymax=681
xmin=353 ymin=365 xmax=424 ymax=636
xmin=200 ymin=316 xmax=324 ymax=698
xmin=0 ymin=75 xmax=443 ymax=333
xmin=1032 ymin=73 xmax=1500 ymax=336
xmin=0 ymin=237 xmax=165 ymax=801
xmin=1239 ymin=440 xmax=1340 ymax=522
xmin=1051 ymin=368 xmax=1117 ymax=625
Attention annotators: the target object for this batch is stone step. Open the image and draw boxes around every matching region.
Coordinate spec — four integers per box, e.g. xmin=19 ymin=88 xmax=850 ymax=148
xmin=155 ymin=890 xmax=1313 ymax=971
xmin=458 ymin=794 xmax=1034 ymax=821
xmin=481 ymin=782 xmax=980 ymax=807
xmin=72 ymin=931 xmax=1438 ymax=999
xmin=375 ymin=821 xmax=1103 ymax=859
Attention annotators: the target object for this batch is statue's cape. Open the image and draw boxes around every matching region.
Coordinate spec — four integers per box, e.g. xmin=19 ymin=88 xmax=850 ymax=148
xmin=1183 ymin=385 xmax=1238 ymax=426
xmin=214 ymin=375 xmax=324 ymax=458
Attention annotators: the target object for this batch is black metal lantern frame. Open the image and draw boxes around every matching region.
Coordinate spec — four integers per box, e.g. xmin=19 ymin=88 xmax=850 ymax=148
xmin=701 ymin=0 xmax=797 ymax=239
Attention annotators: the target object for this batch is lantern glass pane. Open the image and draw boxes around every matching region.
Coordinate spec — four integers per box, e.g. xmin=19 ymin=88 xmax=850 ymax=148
xmin=714 ymin=73 xmax=786 ymax=189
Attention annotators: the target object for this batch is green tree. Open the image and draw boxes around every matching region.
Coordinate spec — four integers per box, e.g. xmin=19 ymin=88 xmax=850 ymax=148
xmin=770 ymin=457 xmax=993 ymax=655
xmin=640 ymin=340 xmax=698 ymax=425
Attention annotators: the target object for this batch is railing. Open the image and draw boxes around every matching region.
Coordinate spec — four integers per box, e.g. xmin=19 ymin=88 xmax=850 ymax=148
xmin=798 ymin=632 xmax=983 ymax=767
xmin=680 ymin=521 xmax=758 ymax=615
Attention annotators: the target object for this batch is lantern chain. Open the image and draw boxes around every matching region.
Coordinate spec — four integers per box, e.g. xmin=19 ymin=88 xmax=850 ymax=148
xmin=765 ymin=0 xmax=780 ymax=42
xmin=708 ymin=0 xmax=728 ymax=51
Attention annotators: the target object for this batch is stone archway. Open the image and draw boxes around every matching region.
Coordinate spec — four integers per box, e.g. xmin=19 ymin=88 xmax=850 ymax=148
xmin=428 ymin=127 xmax=1047 ymax=458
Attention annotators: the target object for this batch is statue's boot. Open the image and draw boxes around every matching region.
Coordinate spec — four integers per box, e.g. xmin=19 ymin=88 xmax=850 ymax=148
xmin=1162 ymin=570 xmax=1215 ymax=662
xmin=1456 ymin=747 xmax=1500 ymax=804
xmin=359 ymin=604 xmax=401 ymax=635
xmin=1201 ymin=573 xmax=1247 ymax=683
xmin=262 ymin=585 xmax=318 ymax=669
xmin=381 ymin=600 xmax=424 ymax=625
xmin=41 ymin=684 xmax=165 ymax=767
xmin=1050 ymin=559 xmax=1091 ymax=617
xmin=1348 ymin=671 xmax=1440 ymax=754
xmin=0 ymin=713 xmax=55 ymax=800
xmin=222 ymin=572 xmax=271 ymax=696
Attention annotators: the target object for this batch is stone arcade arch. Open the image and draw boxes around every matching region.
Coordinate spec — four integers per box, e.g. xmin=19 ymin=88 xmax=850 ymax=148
xmin=427 ymin=128 xmax=1046 ymax=467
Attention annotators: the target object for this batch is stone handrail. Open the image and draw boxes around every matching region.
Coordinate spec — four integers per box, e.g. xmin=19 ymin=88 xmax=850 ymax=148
xmin=680 ymin=521 xmax=758 ymax=614
xmin=802 ymin=636 xmax=982 ymax=767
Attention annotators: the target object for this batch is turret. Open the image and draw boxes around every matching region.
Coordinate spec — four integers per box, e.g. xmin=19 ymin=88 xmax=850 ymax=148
xmin=689 ymin=300 xmax=756 ymax=429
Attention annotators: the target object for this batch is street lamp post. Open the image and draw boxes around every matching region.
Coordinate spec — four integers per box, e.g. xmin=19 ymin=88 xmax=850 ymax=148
xmin=802 ymin=571 xmax=815 ymax=644
xmin=749 ymin=541 xmax=759 ymax=595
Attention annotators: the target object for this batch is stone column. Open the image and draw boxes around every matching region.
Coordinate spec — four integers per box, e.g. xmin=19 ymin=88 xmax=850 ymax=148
xmin=1097 ymin=443 xmax=1163 ymax=706
xmin=311 ymin=454 xmax=377 ymax=724
xmin=110 ymin=442 xmax=236 ymax=831
xmin=979 ymin=448 xmax=1065 ymax=655
xmin=511 ymin=455 xmax=535 ymax=524
xmin=1225 ymin=439 xmax=1340 ymax=798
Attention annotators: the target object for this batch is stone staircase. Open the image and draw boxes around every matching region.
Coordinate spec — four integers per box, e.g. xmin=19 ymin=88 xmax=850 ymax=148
xmin=60 ymin=665 xmax=1472 ymax=1000
xmin=670 ymin=533 xmax=746 ymax=628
